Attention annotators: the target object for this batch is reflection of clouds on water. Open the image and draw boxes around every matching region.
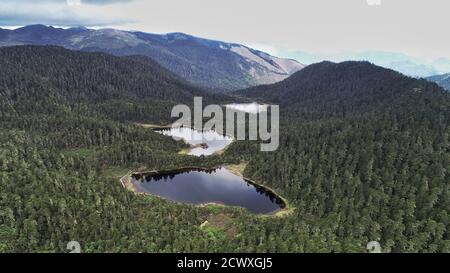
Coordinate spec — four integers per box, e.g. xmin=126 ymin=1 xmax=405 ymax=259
xmin=226 ymin=102 xmax=268 ymax=114
xmin=156 ymin=128 xmax=233 ymax=156
xmin=205 ymin=168 xmax=248 ymax=190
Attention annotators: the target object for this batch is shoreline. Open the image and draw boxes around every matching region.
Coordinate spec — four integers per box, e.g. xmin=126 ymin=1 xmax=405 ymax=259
xmin=130 ymin=122 xmax=292 ymax=217
xmin=121 ymin=164 xmax=292 ymax=217
xmin=137 ymin=122 xmax=235 ymax=156
xmin=224 ymin=163 xmax=293 ymax=218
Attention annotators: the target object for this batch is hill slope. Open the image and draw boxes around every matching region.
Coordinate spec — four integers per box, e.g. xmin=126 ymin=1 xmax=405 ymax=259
xmin=0 ymin=45 xmax=239 ymax=253
xmin=230 ymin=61 xmax=450 ymax=252
xmin=0 ymin=25 xmax=304 ymax=91
xmin=0 ymin=45 xmax=231 ymax=124
xmin=239 ymin=61 xmax=447 ymax=116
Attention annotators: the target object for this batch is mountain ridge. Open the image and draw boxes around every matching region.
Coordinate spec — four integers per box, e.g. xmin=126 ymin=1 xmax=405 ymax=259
xmin=0 ymin=25 xmax=305 ymax=91
xmin=237 ymin=61 xmax=448 ymax=118
xmin=286 ymin=50 xmax=450 ymax=78
xmin=427 ymin=73 xmax=450 ymax=91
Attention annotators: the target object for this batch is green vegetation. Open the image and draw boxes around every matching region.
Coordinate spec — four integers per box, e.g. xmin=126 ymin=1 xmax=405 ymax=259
xmin=63 ymin=148 xmax=96 ymax=159
xmin=0 ymin=46 xmax=449 ymax=253
xmin=205 ymin=205 xmax=224 ymax=215
xmin=203 ymin=227 xmax=227 ymax=241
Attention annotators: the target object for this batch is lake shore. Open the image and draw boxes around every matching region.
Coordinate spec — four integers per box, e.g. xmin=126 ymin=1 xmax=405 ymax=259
xmin=137 ymin=123 xmax=234 ymax=156
xmin=121 ymin=164 xmax=292 ymax=217
xmin=129 ymin=121 xmax=292 ymax=217
xmin=224 ymin=162 xmax=294 ymax=218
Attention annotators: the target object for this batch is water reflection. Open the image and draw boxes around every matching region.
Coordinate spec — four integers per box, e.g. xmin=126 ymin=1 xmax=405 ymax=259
xmin=155 ymin=127 xmax=233 ymax=156
xmin=132 ymin=167 xmax=285 ymax=214
xmin=225 ymin=102 xmax=268 ymax=114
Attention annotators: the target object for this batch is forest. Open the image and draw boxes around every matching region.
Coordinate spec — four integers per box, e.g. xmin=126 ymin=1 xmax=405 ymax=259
xmin=0 ymin=46 xmax=449 ymax=252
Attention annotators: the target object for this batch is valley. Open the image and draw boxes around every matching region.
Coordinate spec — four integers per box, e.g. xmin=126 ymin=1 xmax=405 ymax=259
xmin=0 ymin=45 xmax=449 ymax=253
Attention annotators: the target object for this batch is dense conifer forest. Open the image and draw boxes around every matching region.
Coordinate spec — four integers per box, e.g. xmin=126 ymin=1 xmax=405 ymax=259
xmin=0 ymin=46 xmax=449 ymax=252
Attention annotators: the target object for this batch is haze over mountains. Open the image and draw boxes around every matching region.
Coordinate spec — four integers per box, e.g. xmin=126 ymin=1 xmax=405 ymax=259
xmin=0 ymin=25 xmax=304 ymax=91
xmin=238 ymin=61 xmax=449 ymax=114
xmin=427 ymin=73 xmax=450 ymax=91
xmin=287 ymin=50 xmax=450 ymax=79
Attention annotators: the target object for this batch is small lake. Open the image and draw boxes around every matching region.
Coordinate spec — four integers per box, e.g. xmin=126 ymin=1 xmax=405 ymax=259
xmin=132 ymin=167 xmax=285 ymax=214
xmin=155 ymin=127 xmax=233 ymax=156
xmin=225 ymin=102 xmax=268 ymax=114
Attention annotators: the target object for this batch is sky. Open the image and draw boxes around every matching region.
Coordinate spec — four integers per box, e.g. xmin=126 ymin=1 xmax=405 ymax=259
xmin=0 ymin=0 xmax=449 ymax=62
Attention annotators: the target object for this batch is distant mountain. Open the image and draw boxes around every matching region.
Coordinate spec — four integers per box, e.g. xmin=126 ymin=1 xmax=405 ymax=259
xmin=337 ymin=51 xmax=441 ymax=77
xmin=427 ymin=73 xmax=450 ymax=91
xmin=238 ymin=61 xmax=448 ymax=115
xmin=0 ymin=25 xmax=304 ymax=91
xmin=285 ymin=50 xmax=449 ymax=78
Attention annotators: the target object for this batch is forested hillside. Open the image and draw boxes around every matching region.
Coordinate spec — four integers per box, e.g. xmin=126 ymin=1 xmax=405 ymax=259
xmin=0 ymin=47 xmax=449 ymax=252
xmin=0 ymin=46 xmax=238 ymax=252
xmin=240 ymin=61 xmax=439 ymax=113
xmin=232 ymin=61 xmax=450 ymax=252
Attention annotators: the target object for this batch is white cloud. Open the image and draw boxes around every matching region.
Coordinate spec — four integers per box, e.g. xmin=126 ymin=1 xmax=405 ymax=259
xmin=0 ymin=0 xmax=449 ymax=61
xmin=0 ymin=0 xmax=133 ymax=26
xmin=66 ymin=0 xmax=81 ymax=6
xmin=366 ymin=0 xmax=382 ymax=6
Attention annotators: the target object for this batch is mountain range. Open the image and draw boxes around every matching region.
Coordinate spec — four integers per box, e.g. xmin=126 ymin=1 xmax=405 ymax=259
xmin=286 ymin=50 xmax=450 ymax=79
xmin=0 ymin=25 xmax=304 ymax=91
xmin=427 ymin=73 xmax=450 ymax=91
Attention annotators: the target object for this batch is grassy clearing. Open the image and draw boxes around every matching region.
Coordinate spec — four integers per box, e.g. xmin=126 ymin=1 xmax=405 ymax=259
xmin=203 ymin=226 xmax=227 ymax=240
xmin=205 ymin=204 xmax=223 ymax=214
xmin=178 ymin=148 xmax=192 ymax=155
xmin=200 ymin=213 xmax=237 ymax=240
xmin=102 ymin=166 xmax=131 ymax=178
xmin=225 ymin=161 xmax=248 ymax=177
xmin=225 ymin=161 xmax=294 ymax=218
xmin=136 ymin=123 xmax=171 ymax=129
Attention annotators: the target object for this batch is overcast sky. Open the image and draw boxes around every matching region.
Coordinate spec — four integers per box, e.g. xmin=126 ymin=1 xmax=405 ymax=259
xmin=0 ymin=0 xmax=449 ymax=61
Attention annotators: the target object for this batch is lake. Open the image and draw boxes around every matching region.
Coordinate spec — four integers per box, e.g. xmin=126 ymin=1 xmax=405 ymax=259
xmin=131 ymin=167 xmax=285 ymax=214
xmin=225 ymin=102 xmax=268 ymax=114
xmin=155 ymin=127 xmax=233 ymax=156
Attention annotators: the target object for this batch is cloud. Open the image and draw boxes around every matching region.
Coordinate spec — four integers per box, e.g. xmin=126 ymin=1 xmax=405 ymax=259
xmin=0 ymin=0 xmax=134 ymax=26
xmin=366 ymin=0 xmax=382 ymax=6
xmin=0 ymin=0 xmax=449 ymax=61
xmin=1 ymin=0 xmax=133 ymax=4
xmin=83 ymin=0 xmax=134 ymax=4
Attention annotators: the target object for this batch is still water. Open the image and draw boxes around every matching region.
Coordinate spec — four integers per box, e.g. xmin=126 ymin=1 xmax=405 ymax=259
xmin=155 ymin=127 xmax=233 ymax=156
xmin=225 ymin=102 xmax=268 ymax=114
xmin=132 ymin=167 xmax=285 ymax=214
